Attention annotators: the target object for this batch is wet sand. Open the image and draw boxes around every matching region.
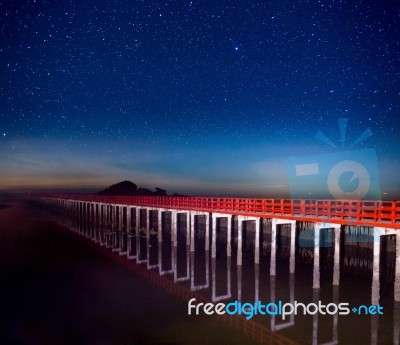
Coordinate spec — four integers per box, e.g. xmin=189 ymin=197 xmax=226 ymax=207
xmin=0 ymin=196 xmax=258 ymax=345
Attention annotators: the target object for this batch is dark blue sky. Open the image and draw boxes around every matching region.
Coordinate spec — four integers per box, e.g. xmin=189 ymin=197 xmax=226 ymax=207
xmin=1 ymin=0 xmax=399 ymax=198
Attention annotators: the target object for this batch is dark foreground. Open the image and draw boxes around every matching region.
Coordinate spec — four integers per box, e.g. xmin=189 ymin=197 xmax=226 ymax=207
xmin=0 ymin=196 xmax=257 ymax=345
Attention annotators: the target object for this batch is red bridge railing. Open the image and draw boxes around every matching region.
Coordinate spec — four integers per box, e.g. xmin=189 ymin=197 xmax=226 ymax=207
xmin=38 ymin=194 xmax=400 ymax=229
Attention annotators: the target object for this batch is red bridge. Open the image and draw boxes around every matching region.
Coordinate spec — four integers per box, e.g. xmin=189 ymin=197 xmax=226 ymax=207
xmin=39 ymin=194 xmax=400 ymax=229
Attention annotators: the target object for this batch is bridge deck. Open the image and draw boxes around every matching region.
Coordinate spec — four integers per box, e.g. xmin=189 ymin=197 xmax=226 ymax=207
xmin=40 ymin=194 xmax=400 ymax=229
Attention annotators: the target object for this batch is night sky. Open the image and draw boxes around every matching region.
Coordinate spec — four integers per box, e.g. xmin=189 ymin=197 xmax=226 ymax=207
xmin=1 ymin=0 xmax=399 ymax=199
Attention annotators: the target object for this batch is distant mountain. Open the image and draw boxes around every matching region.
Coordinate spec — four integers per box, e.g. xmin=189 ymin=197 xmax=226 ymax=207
xmin=97 ymin=180 xmax=169 ymax=196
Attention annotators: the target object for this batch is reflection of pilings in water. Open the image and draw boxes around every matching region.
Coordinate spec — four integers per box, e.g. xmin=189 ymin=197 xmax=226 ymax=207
xmin=289 ymin=272 xmax=295 ymax=309
xmin=312 ymin=288 xmax=319 ymax=345
xmin=343 ymin=244 xmax=373 ymax=272
xmin=190 ymin=250 xmax=210 ymax=291
xmin=344 ymin=248 xmax=372 ymax=270
xmin=394 ymin=301 xmax=400 ymax=345
xmin=47 ymin=200 xmax=400 ymax=320
xmin=372 ymin=227 xmax=381 ymax=306
xmin=175 ymin=244 xmax=190 ymax=282
xmin=41 ymin=198 xmax=316 ymax=343
xmin=333 ymin=285 xmax=339 ymax=344
xmin=371 ymin=313 xmax=379 ymax=345
xmin=270 ymin=275 xmax=275 ymax=331
xmin=211 ymin=256 xmax=231 ymax=302
xmin=172 ymin=245 xmax=177 ymax=279
xmin=255 ymin=263 xmax=259 ymax=303
xmin=270 ymin=272 xmax=295 ymax=332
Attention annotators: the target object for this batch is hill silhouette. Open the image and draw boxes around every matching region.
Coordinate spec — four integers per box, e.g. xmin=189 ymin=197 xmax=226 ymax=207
xmin=97 ymin=180 xmax=179 ymax=196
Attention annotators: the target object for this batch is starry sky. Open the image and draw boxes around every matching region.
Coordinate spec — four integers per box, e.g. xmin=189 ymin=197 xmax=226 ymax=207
xmin=1 ymin=0 xmax=399 ymax=199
